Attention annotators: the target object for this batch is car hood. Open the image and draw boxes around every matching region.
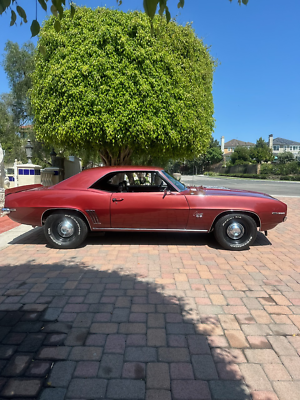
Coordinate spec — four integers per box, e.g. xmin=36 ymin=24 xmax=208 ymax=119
xmin=183 ymin=186 xmax=275 ymax=200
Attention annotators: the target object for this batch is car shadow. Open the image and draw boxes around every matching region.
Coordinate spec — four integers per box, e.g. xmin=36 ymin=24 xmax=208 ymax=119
xmin=9 ymin=227 xmax=272 ymax=250
xmin=0 ymin=259 xmax=257 ymax=400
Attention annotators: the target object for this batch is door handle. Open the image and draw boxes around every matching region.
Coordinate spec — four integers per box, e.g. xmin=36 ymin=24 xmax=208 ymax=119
xmin=112 ymin=198 xmax=124 ymax=202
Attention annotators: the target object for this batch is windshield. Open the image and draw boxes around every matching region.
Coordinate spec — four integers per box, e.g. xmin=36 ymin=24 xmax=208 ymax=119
xmin=161 ymin=171 xmax=186 ymax=192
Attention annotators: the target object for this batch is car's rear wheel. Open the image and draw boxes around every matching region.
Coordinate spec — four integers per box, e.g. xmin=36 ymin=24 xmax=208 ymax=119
xmin=214 ymin=213 xmax=257 ymax=251
xmin=44 ymin=212 xmax=88 ymax=249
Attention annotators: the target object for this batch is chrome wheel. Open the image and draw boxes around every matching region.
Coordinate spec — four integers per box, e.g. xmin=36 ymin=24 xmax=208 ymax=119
xmin=226 ymin=222 xmax=244 ymax=240
xmin=57 ymin=219 xmax=75 ymax=238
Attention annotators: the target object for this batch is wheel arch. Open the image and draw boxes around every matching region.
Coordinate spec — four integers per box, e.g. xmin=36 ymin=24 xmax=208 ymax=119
xmin=41 ymin=208 xmax=91 ymax=230
xmin=209 ymin=210 xmax=261 ymax=232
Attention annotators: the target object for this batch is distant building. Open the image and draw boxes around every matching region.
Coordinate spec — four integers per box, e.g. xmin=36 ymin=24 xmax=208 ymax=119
xmin=221 ymin=137 xmax=255 ymax=162
xmin=268 ymin=135 xmax=300 ymax=159
xmin=223 ymin=139 xmax=255 ymax=154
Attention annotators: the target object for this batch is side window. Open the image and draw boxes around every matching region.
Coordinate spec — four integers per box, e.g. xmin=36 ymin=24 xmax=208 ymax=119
xmin=90 ymin=171 xmax=171 ymax=193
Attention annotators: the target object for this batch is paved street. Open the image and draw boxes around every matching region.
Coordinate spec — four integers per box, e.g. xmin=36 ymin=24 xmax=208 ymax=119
xmin=182 ymin=175 xmax=300 ymax=197
xmin=0 ymin=197 xmax=299 ymax=399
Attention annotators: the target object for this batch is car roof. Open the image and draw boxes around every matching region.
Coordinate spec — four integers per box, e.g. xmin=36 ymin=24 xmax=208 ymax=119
xmin=51 ymin=166 xmax=164 ymax=190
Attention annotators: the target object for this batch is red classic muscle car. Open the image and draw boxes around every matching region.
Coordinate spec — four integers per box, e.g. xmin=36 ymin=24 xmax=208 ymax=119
xmin=2 ymin=166 xmax=287 ymax=250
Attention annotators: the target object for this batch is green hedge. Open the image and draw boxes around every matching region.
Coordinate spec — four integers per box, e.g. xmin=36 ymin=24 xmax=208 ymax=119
xmin=204 ymin=172 xmax=300 ymax=181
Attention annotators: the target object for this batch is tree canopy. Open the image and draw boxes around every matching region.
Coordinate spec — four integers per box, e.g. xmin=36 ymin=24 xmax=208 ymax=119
xmin=31 ymin=7 xmax=216 ymax=165
xmin=249 ymin=137 xmax=274 ymax=164
xmin=2 ymin=41 xmax=35 ymax=125
xmin=0 ymin=1 xmax=249 ymax=38
xmin=1 ymin=41 xmax=51 ymax=165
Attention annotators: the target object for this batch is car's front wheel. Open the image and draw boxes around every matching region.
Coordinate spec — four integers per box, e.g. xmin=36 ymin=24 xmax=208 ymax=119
xmin=214 ymin=213 xmax=257 ymax=251
xmin=44 ymin=212 xmax=88 ymax=249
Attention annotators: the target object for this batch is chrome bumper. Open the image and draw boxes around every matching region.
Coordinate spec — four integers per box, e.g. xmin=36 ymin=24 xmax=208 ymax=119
xmin=1 ymin=208 xmax=15 ymax=217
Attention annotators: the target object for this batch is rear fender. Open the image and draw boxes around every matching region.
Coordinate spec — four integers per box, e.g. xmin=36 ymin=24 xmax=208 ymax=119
xmin=41 ymin=208 xmax=92 ymax=231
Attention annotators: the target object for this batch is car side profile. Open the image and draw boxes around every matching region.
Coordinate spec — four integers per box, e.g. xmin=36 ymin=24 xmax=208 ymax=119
xmin=2 ymin=166 xmax=287 ymax=251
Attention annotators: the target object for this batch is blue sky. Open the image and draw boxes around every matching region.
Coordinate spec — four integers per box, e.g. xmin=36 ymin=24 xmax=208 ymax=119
xmin=0 ymin=0 xmax=299 ymax=145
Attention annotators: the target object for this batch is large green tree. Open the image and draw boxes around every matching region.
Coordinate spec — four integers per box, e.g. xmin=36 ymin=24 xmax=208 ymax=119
xmin=0 ymin=1 xmax=249 ymax=38
xmin=31 ymin=7 xmax=216 ymax=165
xmin=2 ymin=41 xmax=52 ymax=166
xmin=0 ymin=93 xmax=24 ymax=163
xmin=2 ymin=41 xmax=35 ymax=125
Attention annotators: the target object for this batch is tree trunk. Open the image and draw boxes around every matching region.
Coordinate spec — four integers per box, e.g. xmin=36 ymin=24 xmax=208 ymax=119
xmin=99 ymin=147 xmax=133 ymax=166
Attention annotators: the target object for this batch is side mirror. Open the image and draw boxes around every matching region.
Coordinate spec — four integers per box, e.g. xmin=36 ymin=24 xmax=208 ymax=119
xmin=163 ymin=188 xmax=171 ymax=199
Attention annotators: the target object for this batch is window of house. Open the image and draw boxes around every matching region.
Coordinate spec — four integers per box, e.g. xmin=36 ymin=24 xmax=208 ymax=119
xmin=273 ymin=145 xmax=280 ymax=151
xmin=290 ymin=146 xmax=293 ymax=151
xmin=293 ymin=146 xmax=298 ymax=151
xmin=227 ymin=148 xmax=231 ymax=152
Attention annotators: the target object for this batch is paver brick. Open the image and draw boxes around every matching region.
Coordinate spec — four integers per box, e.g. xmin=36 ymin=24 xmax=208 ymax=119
xmin=216 ymin=362 xmax=243 ymax=380
xmin=98 ymin=354 xmax=123 ymax=378
xmin=244 ymin=349 xmax=281 ymax=364
xmin=67 ymin=378 xmax=107 ymax=399
xmin=147 ymin=328 xmax=167 ymax=346
xmin=37 ymin=346 xmax=71 ymax=360
xmin=280 ymin=356 xmax=300 ymax=379
xmin=18 ymin=333 xmax=46 ymax=352
xmin=172 ymin=380 xmax=211 ymax=400
xmin=147 ymin=362 xmax=170 ymax=389
xmin=251 ymin=391 xmax=279 ymax=400
xmin=105 ymin=334 xmax=126 ymax=354
xmin=263 ymin=363 xmax=292 ymax=381
xmin=74 ymin=361 xmax=100 ymax=378
xmin=125 ymin=347 xmax=157 ymax=362
xmin=225 ymin=330 xmax=249 ymax=348
xmin=146 ymin=389 xmax=172 ymax=400
xmin=191 ymin=355 xmax=218 ymax=380
xmin=47 ymin=361 xmax=76 ymax=387
xmin=40 ymin=388 xmax=67 ymax=400
xmin=122 ymin=362 xmax=145 ymax=379
xmin=267 ymin=336 xmax=297 ymax=356
xmin=170 ymin=362 xmax=194 ymax=379
xmin=2 ymin=354 xmax=32 ymax=377
xmin=209 ymin=380 xmax=251 ymax=400
xmin=64 ymin=328 xmax=88 ymax=346
xmin=272 ymin=381 xmax=300 ymax=400
xmin=106 ymin=379 xmax=145 ymax=399
xmin=25 ymin=361 xmax=51 ymax=377
xmin=240 ymin=364 xmax=272 ymax=391
xmin=158 ymin=347 xmax=190 ymax=362
xmin=90 ymin=322 xmax=118 ymax=334
xmin=1 ymin=378 xmax=43 ymax=397
xmin=69 ymin=346 xmax=103 ymax=361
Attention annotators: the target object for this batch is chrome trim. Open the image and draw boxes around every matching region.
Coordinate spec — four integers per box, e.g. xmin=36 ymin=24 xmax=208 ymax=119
xmin=272 ymin=212 xmax=286 ymax=215
xmin=57 ymin=219 xmax=75 ymax=238
xmin=227 ymin=222 xmax=244 ymax=240
xmin=41 ymin=208 xmax=92 ymax=230
xmin=91 ymin=227 xmax=208 ymax=232
xmin=283 ymin=216 xmax=287 ymax=222
xmin=208 ymin=210 xmax=261 ymax=232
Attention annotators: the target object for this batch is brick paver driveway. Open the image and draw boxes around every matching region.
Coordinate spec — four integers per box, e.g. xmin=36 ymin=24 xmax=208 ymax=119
xmin=0 ymin=197 xmax=299 ymax=400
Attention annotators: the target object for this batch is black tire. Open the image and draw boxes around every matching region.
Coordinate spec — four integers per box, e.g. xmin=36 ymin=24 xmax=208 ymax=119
xmin=214 ymin=213 xmax=257 ymax=251
xmin=44 ymin=212 xmax=88 ymax=249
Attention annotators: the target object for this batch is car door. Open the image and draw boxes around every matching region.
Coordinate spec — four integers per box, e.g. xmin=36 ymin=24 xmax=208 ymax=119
xmin=110 ymin=171 xmax=189 ymax=229
xmin=110 ymin=191 xmax=189 ymax=229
